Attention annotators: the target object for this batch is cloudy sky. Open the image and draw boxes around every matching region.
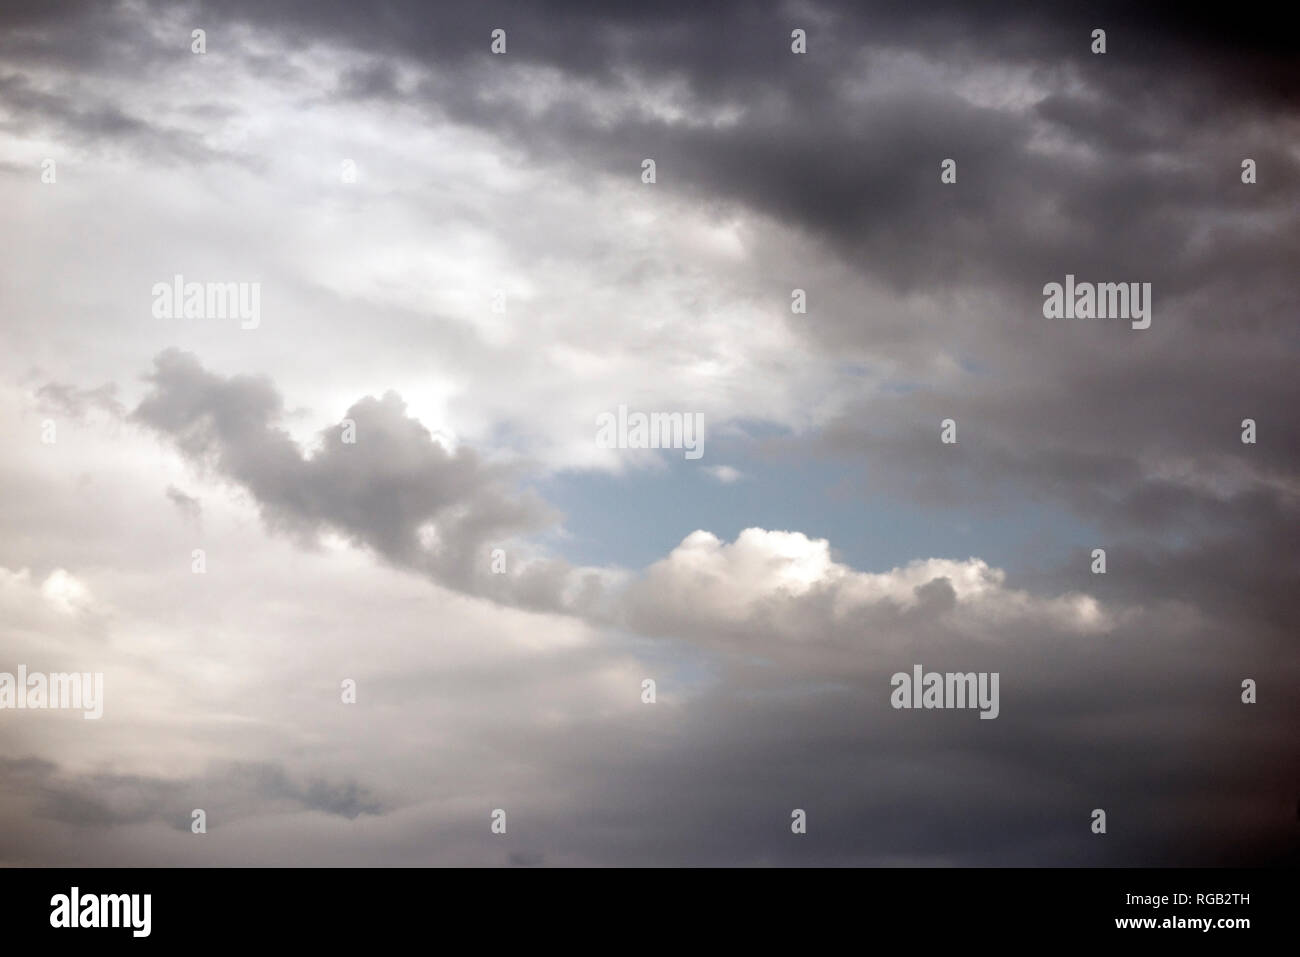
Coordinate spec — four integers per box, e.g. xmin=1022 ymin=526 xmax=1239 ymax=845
xmin=1 ymin=0 xmax=1297 ymax=866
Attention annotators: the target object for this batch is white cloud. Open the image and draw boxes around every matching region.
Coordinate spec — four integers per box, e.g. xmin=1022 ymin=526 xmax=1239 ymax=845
xmin=629 ymin=527 xmax=1112 ymax=638
xmin=38 ymin=568 xmax=93 ymax=615
xmin=703 ymin=464 xmax=745 ymax=483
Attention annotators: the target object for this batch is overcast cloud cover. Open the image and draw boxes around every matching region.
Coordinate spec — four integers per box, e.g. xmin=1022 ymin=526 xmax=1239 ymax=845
xmin=1 ymin=0 xmax=1297 ymax=866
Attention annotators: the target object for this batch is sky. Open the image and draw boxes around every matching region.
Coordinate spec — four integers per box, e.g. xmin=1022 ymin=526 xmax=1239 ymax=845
xmin=0 ymin=0 xmax=1297 ymax=866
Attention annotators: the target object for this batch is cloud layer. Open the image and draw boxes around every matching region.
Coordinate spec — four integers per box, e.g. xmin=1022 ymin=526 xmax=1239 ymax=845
xmin=1 ymin=0 xmax=1296 ymax=865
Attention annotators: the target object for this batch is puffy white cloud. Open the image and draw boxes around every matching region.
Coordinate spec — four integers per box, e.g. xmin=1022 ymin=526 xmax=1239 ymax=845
xmin=625 ymin=527 xmax=1110 ymax=644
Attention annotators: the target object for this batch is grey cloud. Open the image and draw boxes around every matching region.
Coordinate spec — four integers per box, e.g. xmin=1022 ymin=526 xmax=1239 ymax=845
xmin=3 ymin=0 xmax=1297 ymax=869
xmin=0 ymin=757 xmax=383 ymax=831
xmin=805 ymin=361 xmax=1300 ymax=636
xmin=34 ymin=381 xmax=124 ymax=418
xmin=334 ymin=61 xmax=403 ymax=101
xmin=3 ymin=587 xmax=1295 ymax=867
xmin=131 ymin=348 xmax=557 ymax=594
xmin=152 ymin=1 xmax=1296 ymax=107
xmin=165 ymin=484 xmax=202 ymax=519
xmin=0 ymin=72 xmax=245 ymax=166
xmin=134 ymin=0 xmax=1295 ymax=294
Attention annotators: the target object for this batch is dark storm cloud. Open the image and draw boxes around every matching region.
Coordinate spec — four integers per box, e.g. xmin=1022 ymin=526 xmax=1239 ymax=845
xmin=131 ymin=348 xmax=556 ymax=592
xmin=127 ymin=0 xmax=1295 ymax=105
xmin=7 ymin=1 xmax=1295 ymax=301
xmin=535 ymin=666 xmax=1297 ymax=866
xmin=119 ymin=0 xmax=1294 ymax=294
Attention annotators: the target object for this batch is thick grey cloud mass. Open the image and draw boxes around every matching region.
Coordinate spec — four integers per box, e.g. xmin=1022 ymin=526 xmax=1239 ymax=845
xmin=132 ymin=348 xmax=555 ymax=592
xmin=0 ymin=0 xmax=1296 ymax=867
